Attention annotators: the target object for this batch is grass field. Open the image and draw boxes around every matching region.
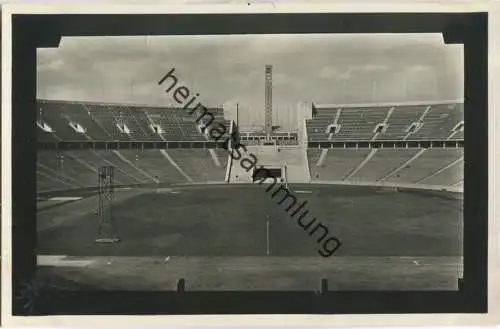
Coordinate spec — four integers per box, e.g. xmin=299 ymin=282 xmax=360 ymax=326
xmin=38 ymin=255 xmax=462 ymax=291
xmin=36 ymin=184 xmax=463 ymax=290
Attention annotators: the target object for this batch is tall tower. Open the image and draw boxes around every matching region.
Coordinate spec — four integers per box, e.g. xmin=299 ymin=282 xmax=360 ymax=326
xmin=265 ymin=64 xmax=273 ymax=138
xmin=96 ymin=166 xmax=120 ymax=243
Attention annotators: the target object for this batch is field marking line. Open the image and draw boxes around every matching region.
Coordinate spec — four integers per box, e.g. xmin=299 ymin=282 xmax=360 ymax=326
xmin=37 ymin=255 xmax=95 ymax=267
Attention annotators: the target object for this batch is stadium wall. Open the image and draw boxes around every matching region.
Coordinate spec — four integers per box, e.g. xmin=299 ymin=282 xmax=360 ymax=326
xmin=301 ymin=118 xmax=308 ymax=146
xmin=38 ymin=179 xmax=462 ymax=197
xmin=297 ymin=101 xmax=312 ymax=145
xmin=224 ymin=120 xmax=236 ymax=183
xmin=36 ymin=182 xmax=160 ymax=196
xmin=303 ymin=146 xmax=312 ymax=183
xmin=311 ymin=180 xmax=463 ymax=193
xmin=225 ymin=153 xmax=233 ymax=183
xmin=314 ymin=99 xmax=464 ymax=109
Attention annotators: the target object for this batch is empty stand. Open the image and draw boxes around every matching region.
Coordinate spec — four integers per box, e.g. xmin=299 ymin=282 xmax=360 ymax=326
xmin=349 ymin=149 xmax=420 ymax=182
xmin=37 ymin=100 xmax=231 ymax=143
xmin=37 ymin=171 xmax=70 ymax=192
xmin=37 ymin=148 xmax=227 ymax=191
xmin=376 ymin=105 xmax=427 ymax=140
xmin=35 ymin=99 xmax=464 ymax=193
xmin=38 ymin=102 xmax=90 ymax=141
xmin=307 ymin=147 xmax=463 ymax=188
xmin=167 ymin=149 xmax=227 ymax=183
xmin=307 ymin=103 xmax=464 ymax=142
xmin=117 ymin=150 xmax=187 ymax=183
xmin=308 ymin=149 xmax=371 ymax=181
xmin=307 ymin=107 xmax=389 ymax=141
xmin=336 ymin=107 xmax=389 ymax=140
xmin=416 ymin=154 xmax=464 ymax=186
xmin=383 ymin=148 xmax=463 ymax=184
xmin=94 ymin=150 xmax=157 ymax=183
xmin=409 ymin=104 xmax=464 ymax=140
xmin=39 ymin=101 xmax=112 ymax=140
xmin=213 ymin=149 xmax=230 ymax=171
xmin=38 ymin=151 xmax=94 ymax=187
xmin=67 ymin=151 xmax=143 ymax=186
xmin=107 ymin=105 xmax=162 ymax=141
xmin=449 ymin=130 xmax=464 ymax=140
xmin=37 ymin=129 xmax=61 ymax=143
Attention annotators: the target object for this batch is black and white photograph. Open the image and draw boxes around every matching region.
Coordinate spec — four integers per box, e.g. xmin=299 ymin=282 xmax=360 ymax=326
xmin=2 ymin=6 xmax=490 ymax=320
xmin=35 ymin=33 xmax=465 ymax=291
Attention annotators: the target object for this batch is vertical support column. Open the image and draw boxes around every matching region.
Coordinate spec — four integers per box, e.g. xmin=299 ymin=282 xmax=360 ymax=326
xmin=282 ymin=161 xmax=288 ymax=189
xmin=236 ymin=102 xmax=239 ymax=128
xmin=265 ymin=65 xmax=273 ymax=139
xmin=96 ymin=165 xmax=120 ymax=243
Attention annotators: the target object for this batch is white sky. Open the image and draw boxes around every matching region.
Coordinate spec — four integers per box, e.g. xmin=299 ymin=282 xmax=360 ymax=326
xmin=37 ymin=34 xmax=463 ymax=129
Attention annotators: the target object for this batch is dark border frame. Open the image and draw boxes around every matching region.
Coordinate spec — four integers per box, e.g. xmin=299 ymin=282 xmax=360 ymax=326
xmin=11 ymin=13 xmax=487 ymax=315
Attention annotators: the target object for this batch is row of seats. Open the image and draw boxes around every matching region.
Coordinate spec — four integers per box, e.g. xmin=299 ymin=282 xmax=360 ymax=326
xmin=35 ymin=100 xmax=464 ymax=192
xmin=37 ymin=100 xmax=230 ymax=142
xmin=307 ymin=148 xmax=463 ymax=187
xmin=307 ymin=103 xmax=464 ymax=141
xmin=37 ymin=146 xmax=463 ymax=191
xmin=38 ymin=99 xmax=463 ymax=143
xmin=37 ymin=149 xmax=228 ymax=192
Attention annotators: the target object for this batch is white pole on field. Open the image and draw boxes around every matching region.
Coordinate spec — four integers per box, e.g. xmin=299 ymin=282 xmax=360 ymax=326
xmin=266 ymin=219 xmax=270 ymax=256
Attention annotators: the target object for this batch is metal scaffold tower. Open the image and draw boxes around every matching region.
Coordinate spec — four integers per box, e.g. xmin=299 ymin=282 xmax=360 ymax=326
xmin=95 ymin=166 xmax=120 ymax=243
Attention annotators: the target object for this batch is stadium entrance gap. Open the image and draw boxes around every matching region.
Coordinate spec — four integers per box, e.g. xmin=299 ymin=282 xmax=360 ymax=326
xmin=252 ymin=166 xmax=287 ymax=186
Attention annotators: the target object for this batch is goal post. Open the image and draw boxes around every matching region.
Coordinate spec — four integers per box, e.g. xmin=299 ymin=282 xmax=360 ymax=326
xmin=266 ymin=218 xmax=270 ymax=256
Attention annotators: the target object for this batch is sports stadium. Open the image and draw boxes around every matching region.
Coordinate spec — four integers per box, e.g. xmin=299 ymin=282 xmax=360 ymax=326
xmin=36 ymin=36 xmax=463 ymax=291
